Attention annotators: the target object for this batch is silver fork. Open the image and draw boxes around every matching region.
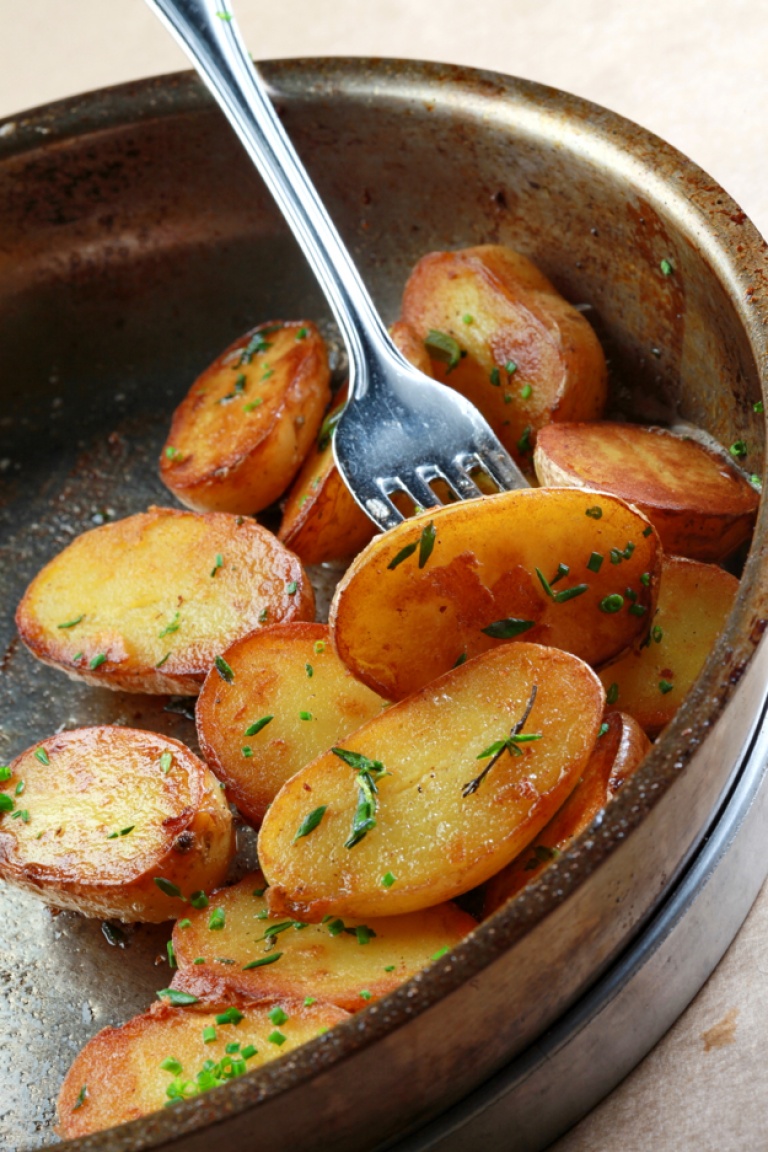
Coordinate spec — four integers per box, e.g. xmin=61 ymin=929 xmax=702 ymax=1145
xmin=146 ymin=0 xmax=528 ymax=531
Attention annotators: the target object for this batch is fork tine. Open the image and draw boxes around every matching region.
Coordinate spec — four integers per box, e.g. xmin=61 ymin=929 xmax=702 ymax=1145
xmin=475 ymin=443 xmax=529 ymax=492
xmin=393 ymin=472 xmax=445 ymax=514
xmin=438 ymin=461 xmax=485 ymax=501
xmin=346 ymin=478 xmax=406 ymax=533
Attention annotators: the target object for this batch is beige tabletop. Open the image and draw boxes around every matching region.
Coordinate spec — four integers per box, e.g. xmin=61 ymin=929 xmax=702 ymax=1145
xmin=1 ymin=2 xmax=767 ymax=1149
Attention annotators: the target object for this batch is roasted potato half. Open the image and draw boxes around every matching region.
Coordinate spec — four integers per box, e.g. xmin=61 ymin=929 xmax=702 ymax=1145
xmin=599 ymin=555 xmax=739 ymax=737
xmin=0 ymin=727 xmax=234 ymax=921
xmin=330 ymin=488 xmax=661 ymax=701
xmin=57 ymin=992 xmax=349 ymax=1138
xmin=534 ymin=421 xmax=758 ymax=562
xmin=171 ymin=871 xmax=476 ymax=1011
xmin=400 ymin=244 xmax=608 ymax=467
xmin=258 ymin=642 xmax=605 ymax=922
xmin=159 ymin=320 xmax=331 ymax=514
xmin=196 ymin=623 xmax=386 ymax=826
xmin=16 ymin=506 xmax=315 ymax=694
xmin=484 ymin=711 xmax=650 ymax=914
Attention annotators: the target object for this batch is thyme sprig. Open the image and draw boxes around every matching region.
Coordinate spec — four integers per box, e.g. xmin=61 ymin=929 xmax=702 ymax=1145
xmin=462 ymin=684 xmax=541 ymax=797
xmin=331 ymin=747 xmax=389 ymax=848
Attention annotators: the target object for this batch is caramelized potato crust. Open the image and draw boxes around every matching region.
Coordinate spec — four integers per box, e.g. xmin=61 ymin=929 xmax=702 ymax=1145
xmin=330 ymin=488 xmax=661 ymax=701
xmin=57 ymin=993 xmax=348 ymax=1138
xmin=171 ymin=871 xmax=476 ymax=1011
xmin=16 ymin=506 xmax=315 ymax=694
xmin=258 ymin=643 xmax=605 ymax=921
xmin=196 ymin=623 xmax=386 ymax=826
xmin=484 ymin=711 xmax=650 ymax=913
xmin=0 ymin=727 xmax=234 ymax=921
xmin=534 ymin=422 xmax=758 ymax=562
xmin=400 ymin=245 xmax=607 ymax=467
xmin=599 ymin=555 xmax=738 ymax=736
xmin=159 ymin=320 xmax=331 ymax=514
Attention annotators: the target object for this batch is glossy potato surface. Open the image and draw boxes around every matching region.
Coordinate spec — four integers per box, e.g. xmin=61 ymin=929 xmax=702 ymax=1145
xmin=159 ymin=320 xmax=331 ymax=514
xmin=171 ymin=871 xmax=476 ymax=1011
xmin=57 ymin=993 xmax=348 ymax=1138
xmin=534 ymin=421 xmax=758 ymax=562
xmin=0 ymin=727 xmax=234 ymax=921
xmin=400 ymin=245 xmax=607 ymax=466
xmin=484 ymin=711 xmax=650 ymax=913
xmin=258 ymin=643 xmax=604 ymax=921
xmin=330 ymin=488 xmax=660 ymax=701
xmin=599 ymin=555 xmax=739 ymax=736
xmin=196 ymin=623 xmax=386 ymax=826
xmin=16 ymin=506 xmax=315 ymax=694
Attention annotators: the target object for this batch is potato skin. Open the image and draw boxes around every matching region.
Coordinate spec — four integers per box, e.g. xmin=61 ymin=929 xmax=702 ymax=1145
xmin=599 ymin=555 xmax=739 ymax=736
xmin=258 ymin=642 xmax=605 ymax=921
xmin=0 ymin=727 xmax=234 ymax=921
xmin=16 ymin=506 xmax=315 ymax=694
xmin=171 ymin=871 xmax=476 ymax=1012
xmin=484 ymin=711 xmax=649 ymax=913
xmin=159 ymin=320 xmax=331 ymax=514
xmin=57 ymin=993 xmax=349 ymax=1138
xmin=330 ymin=488 xmax=661 ymax=702
xmin=534 ymin=421 xmax=758 ymax=562
xmin=400 ymin=245 xmax=607 ymax=467
xmin=196 ymin=622 xmax=386 ymax=827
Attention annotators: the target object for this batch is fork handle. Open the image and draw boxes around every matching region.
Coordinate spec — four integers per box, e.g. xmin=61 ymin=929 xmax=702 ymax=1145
xmin=145 ymin=0 xmax=391 ymax=391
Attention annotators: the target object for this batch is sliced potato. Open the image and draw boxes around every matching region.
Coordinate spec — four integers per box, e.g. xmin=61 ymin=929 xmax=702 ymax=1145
xmin=16 ymin=506 xmax=315 ymax=694
xmin=159 ymin=320 xmax=331 ymax=514
xmin=57 ymin=992 xmax=348 ymax=1138
xmin=196 ymin=623 xmax=386 ymax=826
xmin=258 ymin=642 xmax=605 ymax=921
xmin=599 ymin=555 xmax=738 ymax=736
xmin=484 ymin=711 xmax=650 ymax=914
xmin=534 ymin=421 xmax=758 ymax=562
xmin=330 ymin=488 xmax=661 ymax=702
xmin=171 ymin=871 xmax=476 ymax=1011
xmin=400 ymin=245 xmax=607 ymax=466
xmin=389 ymin=317 xmax=434 ymax=376
xmin=0 ymin=727 xmax=234 ymax=921
xmin=278 ymin=389 xmax=377 ymax=564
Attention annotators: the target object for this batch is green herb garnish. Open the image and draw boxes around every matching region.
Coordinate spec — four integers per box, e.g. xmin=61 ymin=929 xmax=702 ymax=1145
xmin=294 ymin=805 xmax=327 ymax=842
xmin=463 ymin=685 xmax=540 ymax=797
xmin=481 ymin=618 xmax=535 ymax=639
xmin=424 ymin=329 xmax=461 ymax=372
xmin=244 ymin=715 xmax=273 ymax=737
xmin=57 ymin=614 xmax=84 ymax=629
xmin=214 ymin=655 xmax=235 ymax=683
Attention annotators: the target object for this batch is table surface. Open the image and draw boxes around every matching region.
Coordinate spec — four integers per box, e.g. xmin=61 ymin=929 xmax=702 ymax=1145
xmin=1 ymin=3 xmax=767 ymax=1150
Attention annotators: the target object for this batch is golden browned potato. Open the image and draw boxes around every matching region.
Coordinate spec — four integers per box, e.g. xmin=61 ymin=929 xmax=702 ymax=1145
xmin=57 ymin=992 xmax=349 ymax=1138
xmin=400 ymin=245 xmax=607 ymax=467
xmin=258 ymin=642 xmax=605 ymax=922
xmin=534 ymin=422 xmax=758 ymax=562
xmin=278 ymin=389 xmax=378 ymax=564
xmin=0 ymin=727 xmax=234 ymax=921
xmin=389 ymin=317 xmax=435 ymax=376
xmin=159 ymin=320 xmax=331 ymax=514
xmin=196 ymin=623 xmax=386 ymax=826
xmin=599 ymin=555 xmax=739 ymax=737
xmin=170 ymin=871 xmax=476 ymax=1011
xmin=16 ymin=506 xmax=315 ymax=694
xmin=484 ymin=711 xmax=650 ymax=914
xmin=330 ymin=489 xmax=661 ymax=702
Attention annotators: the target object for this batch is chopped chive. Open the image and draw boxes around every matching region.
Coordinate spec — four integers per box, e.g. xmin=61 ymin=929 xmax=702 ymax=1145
xmin=242 ymin=1045 xmax=258 ymax=1058
xmin=418 ymin=521 xmax=437 ymax=568
xmin=585 ymin=506 xmax=603 ymax=520
xmin=520 ymin=383 xmax=532 ymax=400
xmin=304 ymin=996 xmax=317 ymax=1007
xmin=517 ymin=426 xmax=532 ymax=454
xmin=305 ymin=663 xmax=314 ymax=678
xmin=642 ymin=525 xmax=653 ymax=537
xmin=89 ymin=654 xmax=107 ymax=670
xmin=244 ymin=715 xmax=273 ymax=737
xmin=244 ymin=399 xmax=263 ymax=412
xmin=216 ymin=1007 xmax=244 ymax=1025
xmin=606 ymin=682 xmax=619 ymax=705
xmin=202 ymin=1026 xmax=217 ymax=1044
xmin=214 ymin=655 xmax=235 ymax=684
xmin=294 ymin=805 xmax=327 ymax=842
xmin=598 ymin=722 xmax=610 ymax=738
xmin=14 ymin=780 xmax=24 ymax=796
xmin=424 ymin=329 xmax=462 ymax=372
xmin=0 ymin=794 xmax=14 ymax=813
xmin=462 ymin=313 xmax=474 ymax=325
xmin=296 ymin=326 xmax=308 ymax=340
xmin=382 ymin=871 xmax=396 ymax=888
xmin=660 ymin=258 xmax=674 ymax=276
xmin=313 ymin=640 xmax=326 ymax=654
xmin=640 ymin=572 xmax=651 ymax=586
xmin=211 ymin=554 xmax=224 ymax=577
xmin=34 ymin=748 xmax=50 ymax=766
xmin=505 ymin=361 xmax=517 ymax=375
xmin=659 ymin=679 xmax=674 ymax=694
xmin=453 ymin=651 xmax=468 ymax=667
xmin=327 ymin=918 xmax=345 ymax=936
xmin=72 ymin=1085 xmax=88 ymax=1111
xmin=156 ymin=652 xmax=171 ymax=668
xmin=159 ymin=751 xmax=173 ymax=775
xmin=154 ymin=877 xmax=183 ymax=899
xmin=587 ymin=552 xmax=603 ymax=573
xmin=178 ymin=918 xmax=191 ymax=930
xmin=481 ymin=618 xmax=535 ymax=639
xmin=754 ymin=400 xmax=764 ymax=414
xmin=628 ymin=603 xmax=647 ymax=616
xmin=225 ymin=1042 xmax=241 ymax=1054
xmin=268 ymin=1006 xmax=289 ymax=1026
xmin=599 ymin=594 xmax=625 ymax=613
xmin=388 ymin=541 xmax=418 ymax=569
xmin=0 ymin=766 xmax=10 ymax=781
xmin=432 ymin=946 xmax=450 ymax=961
xmin=158 ymin=612 xmax=180 ymax=639
xmin=57 ymin=614 xmax=84 ymax=629
xmin=355 ymin=924 xmax=376 ymax=945
xmin=652 ymin=625 xmax=664 ymax=643
xmin=165 ymin=446 xmax=182 ymax=461
xmin=384 ymin=965 xmax=396 ymax=973
xmin=208 ymin=907 xmax=226 ymax=931
xmin=242 ymin=746 xmax=253 ymax=758
xmin=157 ymin=989 xmax=199 ymax=1005
xmin=242 ymin=952 xmax=283 ymax=970
xmin=489 ymin=367 xmax=501 ymax=387
xmin=359 ymin=990 xmax=373 ymax=1000
xmin=286 ymin=581 xmax=298 ymax=595
xmin=299 ymin=710 xmax=313 ymax=721
xmin=730 ymin=440 xmax=748 ymax=459
xmin=189 ymin=891 xmax=209 ymax=909
xmin=268 ymin=1030 xmax=286 ymax=1046
xmin=258 ymin=608 xmax=269 ymax=623
xmin=167 ymin=940 xmax=177 ymax=968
